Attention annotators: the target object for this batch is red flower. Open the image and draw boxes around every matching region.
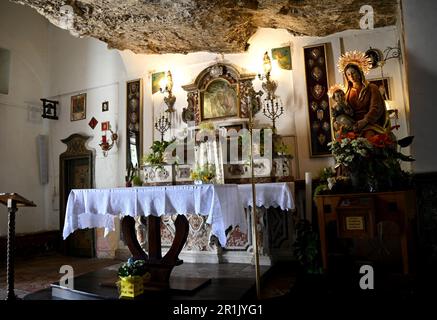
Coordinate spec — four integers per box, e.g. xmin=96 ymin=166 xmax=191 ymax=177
xmin=368 ymin=133 xmax=394 ymax=148
xmin=336 ymin=131 xmax=358 ymax=142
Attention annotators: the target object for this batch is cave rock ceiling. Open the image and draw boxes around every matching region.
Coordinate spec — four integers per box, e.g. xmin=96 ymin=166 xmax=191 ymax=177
xmin=12 ymin=0 xmax=398 ymax=54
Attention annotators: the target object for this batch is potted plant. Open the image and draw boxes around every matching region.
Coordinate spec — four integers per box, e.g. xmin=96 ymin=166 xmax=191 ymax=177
xmin=291 ymin=219 xmax=327 ymax=293
xmin=293 ymin=219 xmax=323 ymax=275
xmin=117 ymin=258 xmax=150 ymax=299
xmin=142 ymin=139 xmax=175 ymax=184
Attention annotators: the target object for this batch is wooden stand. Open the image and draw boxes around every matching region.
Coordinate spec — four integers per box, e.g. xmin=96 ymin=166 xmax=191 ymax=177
xmin=315 ymin=190 xmax=416 ymax=274
xmin=121 ymin=215 xmax=189 ymax=290
xmin=0 ymin=193 xmax=36 ymax=300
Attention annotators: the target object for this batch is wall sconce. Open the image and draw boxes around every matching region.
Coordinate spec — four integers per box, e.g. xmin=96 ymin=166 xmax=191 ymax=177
xmin=257 ymin=52 xmax=283 ymax=130
xmin=385 ymin=100 xmax=399 ymax=129
xmin=99 ymin=123 xmax=118 ymax=157
xmin=160 ymin=70 xmax=176 ymax=113
xmin=40 ymin=98 xmax=59 ymax=120
xmin=366 ymin=44 xmax=402 ymax=129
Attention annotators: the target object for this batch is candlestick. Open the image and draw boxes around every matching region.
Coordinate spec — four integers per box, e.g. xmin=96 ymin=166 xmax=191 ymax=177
xmin=154 ymin=113 xmax=171 ymax=142
xmin=305 ymin=172 xmax=312 ymax=223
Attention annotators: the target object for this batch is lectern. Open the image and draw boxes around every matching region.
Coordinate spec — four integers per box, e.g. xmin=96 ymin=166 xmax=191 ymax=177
xmin=0 ymin=193 xmax=36 ymax=300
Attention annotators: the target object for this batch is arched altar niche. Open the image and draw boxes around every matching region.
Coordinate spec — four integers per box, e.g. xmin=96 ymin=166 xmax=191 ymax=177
xmin=181 ymin=63 xmax=259 ymax=125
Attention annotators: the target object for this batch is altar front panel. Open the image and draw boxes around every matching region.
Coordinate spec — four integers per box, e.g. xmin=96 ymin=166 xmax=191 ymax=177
xmin=118 ymin=182 xmax=296 ymax=264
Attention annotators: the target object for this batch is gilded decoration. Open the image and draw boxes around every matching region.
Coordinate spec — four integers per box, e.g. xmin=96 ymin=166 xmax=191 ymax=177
xmin=182 ymin=63 xmax=257 ymax=125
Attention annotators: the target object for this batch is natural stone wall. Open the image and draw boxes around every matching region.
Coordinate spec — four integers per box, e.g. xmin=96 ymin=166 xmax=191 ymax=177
xmin=11 ymin=0 xmax=397 ymax=54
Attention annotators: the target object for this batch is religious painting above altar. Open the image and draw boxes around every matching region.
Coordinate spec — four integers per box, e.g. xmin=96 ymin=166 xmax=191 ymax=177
xmin=182 ymin=63 xmax=257 ymax=125
xmin=201 ymin=79 xmax=239 ymax=121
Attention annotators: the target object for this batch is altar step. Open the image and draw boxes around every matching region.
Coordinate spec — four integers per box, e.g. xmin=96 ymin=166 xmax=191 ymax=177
xmin=50 ymin=268 xmax=213 ymax=300
xmin=26 ymin=262 xmax=271 ymax=300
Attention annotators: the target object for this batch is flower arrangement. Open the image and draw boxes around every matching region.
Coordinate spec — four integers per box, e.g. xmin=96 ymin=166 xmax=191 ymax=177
xmin=328 ymin=132 xmax=373 ymax=171
xmin=117 ymin=258 xmax=150 ymax=299
xmin=324 ymin=131 xmax=414 ymax=193
xmin=118 ymin=258 xmax=148 ymax=277
xmin=190 ymin=163 xmax=216 ymax=184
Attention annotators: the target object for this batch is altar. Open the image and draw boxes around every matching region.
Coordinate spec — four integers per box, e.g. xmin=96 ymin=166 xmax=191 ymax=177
xmin=63 ymin=182 xmax=294 ymax=288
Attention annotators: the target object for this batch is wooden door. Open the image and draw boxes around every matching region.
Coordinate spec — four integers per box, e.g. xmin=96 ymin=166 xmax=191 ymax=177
xmin=59 ymin=134 xmax=95 ymax=257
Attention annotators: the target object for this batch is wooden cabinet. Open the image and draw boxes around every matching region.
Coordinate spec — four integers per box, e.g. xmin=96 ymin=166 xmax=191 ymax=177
xmin=315 ymin=190 xmax=417 ymax=274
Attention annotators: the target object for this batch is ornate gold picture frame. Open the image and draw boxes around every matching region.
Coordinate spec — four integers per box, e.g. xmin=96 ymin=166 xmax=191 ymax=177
xmin=200 ymin=79 xmax=239 ymax=121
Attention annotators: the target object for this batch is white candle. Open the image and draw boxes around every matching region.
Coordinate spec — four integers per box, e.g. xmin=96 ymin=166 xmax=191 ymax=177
xmin=305 ymin=172 xmax=312 ymax=223
xmin=199 ymin=143 xmax=206 ymax=166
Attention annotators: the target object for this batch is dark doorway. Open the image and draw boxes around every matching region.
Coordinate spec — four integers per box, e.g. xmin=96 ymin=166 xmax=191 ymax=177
xmin=59 ymin=134 xmax=95 ymax=257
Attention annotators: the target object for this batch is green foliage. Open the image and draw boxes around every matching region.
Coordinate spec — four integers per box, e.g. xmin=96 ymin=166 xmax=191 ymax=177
xmin=313 ymin=167 xmax=335 ymax=197
xmin=142 ymin=139 xmax=175 ymax=169
xmin=190 ymin=163 xmax=216 ymax=183
xmin=314 ymin=184 xmax=329 ymax=197
xmin=293 ymin=220 xmax=322 ymax=274
xmin=318 ymin=167 xmax=335 ymax=182
xmin=118 ymin=258 xmax=147 ymax=277
xmin=274 ymin=140 xmax=292 ymax=157
xmin=132 ymin=175 xmax=143 ymax=187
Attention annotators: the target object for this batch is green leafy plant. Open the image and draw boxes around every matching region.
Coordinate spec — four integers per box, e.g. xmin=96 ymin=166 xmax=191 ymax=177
xmin=293 ymin=219 xmax=323 ymax=274
xmin=132 ymin=175 xmax=143 ymax=187
xmin=142 ymin=139 xmax=175 ymax=170
xmin=314 ymin=167 xmax=335 ymax=197
xmin=274 ymin=140 xmax=292 ymax=157
xmin=118 ymin=258 xmax=147 ymax=277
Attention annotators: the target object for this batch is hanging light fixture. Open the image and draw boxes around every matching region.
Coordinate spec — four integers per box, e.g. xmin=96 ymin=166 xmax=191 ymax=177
xmin=258 ymin=52 xmax=284 ymax=131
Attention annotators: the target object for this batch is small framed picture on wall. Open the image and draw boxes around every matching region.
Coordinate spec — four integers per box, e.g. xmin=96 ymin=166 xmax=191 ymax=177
xmin=70 ymin=93 xmax=86 ymax=121
xmin=368 ymin=77 xmax=391 ymax=100
xmin=102 ymin=101 xmax=109 ymax=112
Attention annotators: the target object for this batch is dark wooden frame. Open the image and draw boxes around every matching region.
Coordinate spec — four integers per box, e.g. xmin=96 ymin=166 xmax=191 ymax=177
xmin=59 ymin=134 xmax=95 ymax=256
xmin=303 ymin=43 xmax=333 ymax=157
xmin=126 ymin=79 xmax=143 ymax=171
xmin=368 ymin=77 xmax=391 ymax=100
xmin=315 ymin=190 xmax=417 ymax=274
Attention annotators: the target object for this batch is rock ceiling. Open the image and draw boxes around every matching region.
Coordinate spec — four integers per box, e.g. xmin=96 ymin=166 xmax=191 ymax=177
xmin=11 ymin=0 xmax=398 ymax=54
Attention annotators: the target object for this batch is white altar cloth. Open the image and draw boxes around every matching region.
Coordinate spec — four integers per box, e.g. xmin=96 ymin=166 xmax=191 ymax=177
xmin=237 ymin=182 xmax=294 ymax=211
xmin=63 ymin=182 xmax=294 ymax=247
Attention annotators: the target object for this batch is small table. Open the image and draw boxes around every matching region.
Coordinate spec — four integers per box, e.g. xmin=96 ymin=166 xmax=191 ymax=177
xmin=0 ymin=193 xmax=36 ymax=300
xmin=315 ymin=190 xmax=416 ymax=274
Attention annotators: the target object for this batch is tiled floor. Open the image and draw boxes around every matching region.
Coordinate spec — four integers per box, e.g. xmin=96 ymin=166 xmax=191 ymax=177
xmin=0 ymin=253 xmax=120 ymax=299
